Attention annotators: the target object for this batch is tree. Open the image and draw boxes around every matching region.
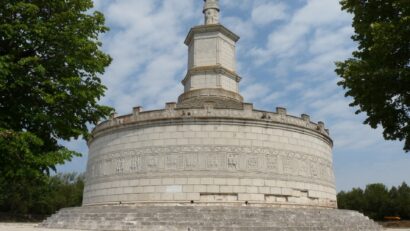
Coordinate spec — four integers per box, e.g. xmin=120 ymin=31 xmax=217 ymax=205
xmin=337 ymin=188 xmax=365 ymax=213
xmin=0 ymin=0 xmax=112 ymax=213
xmin=0 ymin=173 xmax=85 ymax=220
xmin=33 ymin=173 xmax=85 ymax=215
xmin=363 ymin=184 xmax=390 ymax=220
xmin=396 ymin=182 xmax=410 ymax=219
xmin=335 ymin=0 xmax=410 ymax=151
xmin=386 ymin=186 xmax=400 ymax=217
xmin=337 ymin=182 xmax=410 ymax=220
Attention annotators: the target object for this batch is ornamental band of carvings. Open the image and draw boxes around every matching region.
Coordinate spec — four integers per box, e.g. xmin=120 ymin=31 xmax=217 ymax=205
xmin=87 ymin=145 xmax=334 ymax=184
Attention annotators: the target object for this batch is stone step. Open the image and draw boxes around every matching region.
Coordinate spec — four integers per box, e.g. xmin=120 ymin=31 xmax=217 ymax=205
xmin=41 ymin=205 xmax=382 ymax=231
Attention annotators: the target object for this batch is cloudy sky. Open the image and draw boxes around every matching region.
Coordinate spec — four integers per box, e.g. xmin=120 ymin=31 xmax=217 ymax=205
xmin=59 ymin=0 xmax=410 ymax=191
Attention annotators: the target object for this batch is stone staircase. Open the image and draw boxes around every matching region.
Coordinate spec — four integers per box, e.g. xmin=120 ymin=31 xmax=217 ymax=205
xmin=41 ymin=205 xmax=382 ymax=231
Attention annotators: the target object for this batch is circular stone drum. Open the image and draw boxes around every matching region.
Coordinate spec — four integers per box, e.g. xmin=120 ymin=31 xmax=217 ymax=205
xmin=83 ymin=104 xmax=336 ymax=208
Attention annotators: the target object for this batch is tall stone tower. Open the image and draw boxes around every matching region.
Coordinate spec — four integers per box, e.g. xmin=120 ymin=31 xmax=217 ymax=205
xmin=178 ymin=0 xmax=243 ymax=109
xmin=42 ymin=1 xmax=382 ymax=230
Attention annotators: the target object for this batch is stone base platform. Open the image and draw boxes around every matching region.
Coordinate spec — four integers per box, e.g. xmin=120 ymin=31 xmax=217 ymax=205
xmin=41 ymin=205 xmax=382 ymax=231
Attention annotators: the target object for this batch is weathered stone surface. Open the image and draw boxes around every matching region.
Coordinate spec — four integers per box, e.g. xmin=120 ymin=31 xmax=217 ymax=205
xmin=41 ymin=205 xmax=383 ymax=231
xmin=84 ymin=105 xmax=336 ymax=207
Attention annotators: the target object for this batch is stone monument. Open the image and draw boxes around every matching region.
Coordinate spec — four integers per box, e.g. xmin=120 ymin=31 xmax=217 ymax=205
xmin=42 ymin=1 xmax=382 ymax=230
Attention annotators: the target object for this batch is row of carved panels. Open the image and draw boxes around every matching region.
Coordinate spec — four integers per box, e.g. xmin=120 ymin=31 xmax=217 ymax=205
xmin=86 ymin=145 xmax=335 ymax=183
xmin=88 ymin=145 xmax=332 ymax=163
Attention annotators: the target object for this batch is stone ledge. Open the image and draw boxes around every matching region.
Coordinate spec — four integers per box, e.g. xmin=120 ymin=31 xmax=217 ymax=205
xmin=177 ymin=88 xmax=244 ymax=104
xmin=185 ymin=24 xmax=240 ymax=45
xmin=181 ymin=65 xmax=242 ymax=85
xmin=90 ymin=104 xmax=332 ymax=146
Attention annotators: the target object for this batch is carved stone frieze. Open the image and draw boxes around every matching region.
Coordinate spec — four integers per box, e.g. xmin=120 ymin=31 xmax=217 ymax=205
xmin=86 ymin=145 xmax=335 ymax=186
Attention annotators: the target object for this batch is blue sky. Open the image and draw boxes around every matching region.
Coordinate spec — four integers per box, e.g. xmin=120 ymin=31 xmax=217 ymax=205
xmin=58 ymin=0 xmax=410 ymax=191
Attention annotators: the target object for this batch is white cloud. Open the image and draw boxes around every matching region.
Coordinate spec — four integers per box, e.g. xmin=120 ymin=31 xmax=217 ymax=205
xmin=308 ymin=26 xmax=354 ymax=55
xmin=251 ymin=2 xmax=288 ymax=26
xmin=223 ymin=16 xmax=256 ymax=41
xmin=242 ymin=83 xmax=271 ymax=102
xmin=251 ymin=0 xmax=352 ymax=63
xmin=221 ymin=0 xmax=253 ymax=10
xmin=96 ymin=0 xmax=198 ymax=114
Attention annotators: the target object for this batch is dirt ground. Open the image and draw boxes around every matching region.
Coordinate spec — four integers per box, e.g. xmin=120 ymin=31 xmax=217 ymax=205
xmin=0 ymin=223 xmax=87 ymax=231
xmin=381 ymin=221 xmax=410 ymax=229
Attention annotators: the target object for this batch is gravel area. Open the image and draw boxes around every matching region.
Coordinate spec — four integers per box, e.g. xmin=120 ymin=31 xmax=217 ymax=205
xmin=1 ymin=223 xmax=410 ymax=231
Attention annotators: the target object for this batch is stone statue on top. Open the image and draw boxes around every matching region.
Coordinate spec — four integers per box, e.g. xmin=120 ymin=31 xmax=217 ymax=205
xmin=203 ymin=0 xmax=220 ymax=25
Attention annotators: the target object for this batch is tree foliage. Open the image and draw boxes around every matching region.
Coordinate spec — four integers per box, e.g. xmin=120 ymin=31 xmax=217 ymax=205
xmin=0 ymin=173 xmax=84 ymax=219
xmin=335 ymin=0 xmax=410 ymax=151
xmin=338 ymin=182 xmax=410 ymax=220
xmin=0 ymin=0 xmax=112 ymax=212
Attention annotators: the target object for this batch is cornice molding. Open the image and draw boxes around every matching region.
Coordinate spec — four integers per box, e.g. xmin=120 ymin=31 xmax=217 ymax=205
xmin=185 ymin=24 xmax=240 ymax=45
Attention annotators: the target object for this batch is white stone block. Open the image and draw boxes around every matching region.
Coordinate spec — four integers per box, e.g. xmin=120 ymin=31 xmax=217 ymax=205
xmin=160 ymin=193 xmax=173 ymax=201
xmin=258 ymin=187 xmax=270 ymax=194
xmin=183 ymin=185 xmax=194 ymax=193
xmin=265 ymin=180 xmax=276 ymax=187
xmin=250 ymin=194 xmax=264 ymax=201
xmin=149 ymin=179 xmax=161 ymax=185
xmin=240 ymin=178 xmax=253 ymax=185
xmin=173 ymin=193 xmax=187 ymax=201
xmin=201 ymin=178 xmax=214 ymax=185
xmin=238 ymin=194 xmax=251 ymax=201
xmin=206 ymin=185 xmax=220 ymax=193
xmin=214 ymin=178 xmax=227 ymax=185
xmin=270 ymin=187 xmax=282 ymax=195
xmin=162 ymin=178 xmax=175 ymax=185
xmin=252 ymin=179 xmax=264 ymax=186
xmin=194 ymin=185 xmax=207 ymax=192
xmin=246 ymin=186 xmax=258 ymax=193
xmin=140 ymin=179 xmax=150 ymax=186
xmin=186 ymin=193 xmax=200 ymax=201
xmin=164 ymin=185 xmax=181 ymax=193
xmin=220 ymin=186 xmax=233 ymax=193
xmin=187 ymin=178 xmax=201 ymax=185
xmin=232 ymin=186 xmax=247 ymax=193
xmin=143 ymin=186 xmax=156 ymax=193
xmin=175 ymin=178 xmax=188 ymax=184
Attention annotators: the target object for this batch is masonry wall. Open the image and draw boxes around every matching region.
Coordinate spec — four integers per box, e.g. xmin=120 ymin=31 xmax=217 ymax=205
xmin=186 ymin=73 xmax=238 ymax=92
xmin=83 ymin=118 xmax=336 ymax=208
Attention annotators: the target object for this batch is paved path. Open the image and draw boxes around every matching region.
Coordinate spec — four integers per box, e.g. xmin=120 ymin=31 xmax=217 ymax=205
xmin=1 ymin=223 xmax=409 ymax=231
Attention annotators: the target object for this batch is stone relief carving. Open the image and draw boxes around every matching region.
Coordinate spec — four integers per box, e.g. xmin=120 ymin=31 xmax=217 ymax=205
xmin=184 ymin=154 xmax=198 ymax=169
xmin=227 ymin=154 xmax=239 ymax=170
xmin=247 ymin=157 xmax=259 ymax=170
xmin=87 ymin=145 xmax=334 ymax=186
xmin=207 ymin=154 xmax=220 ymax=169
xmin=166 ymin=154 xmax=183 ymax=169
xmin=266 ymin=154 xmax=278 ymax=172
